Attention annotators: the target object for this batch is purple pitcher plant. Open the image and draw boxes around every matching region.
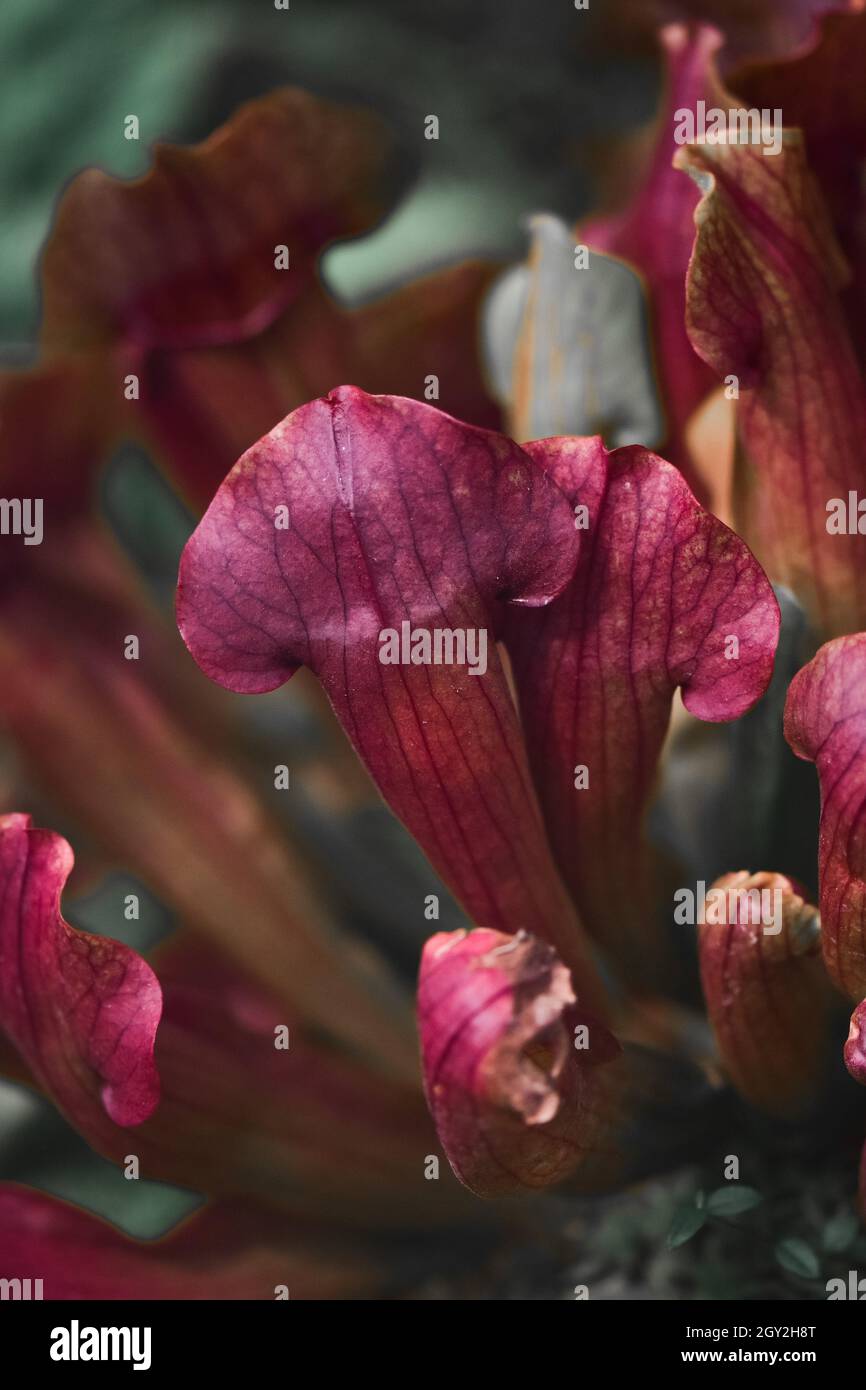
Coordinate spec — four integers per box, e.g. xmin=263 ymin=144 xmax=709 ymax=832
xmin=2 ymin=2 xmax=866 ymax=1299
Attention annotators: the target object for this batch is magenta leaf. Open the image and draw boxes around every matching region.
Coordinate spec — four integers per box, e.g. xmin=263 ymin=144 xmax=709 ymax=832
xmin=845 ymin=999 xmax=866 ymax=1086
xmin=503 ymin=436 xmax=779 ymax=982
xmin=0 ymin=814 xmax=161 ymax=1128
xmin=177 ymin=387 xmax=606 ymax=1004
xmin=417 ymin=928 xmax=622 ymax=1197
xmin=785 ymin=635 xmax=866 ymax=998
xmin=0 ymin=1189 xmax=377 ymax=1300
xmin=602 ymin=3 xmax=848 ymax=68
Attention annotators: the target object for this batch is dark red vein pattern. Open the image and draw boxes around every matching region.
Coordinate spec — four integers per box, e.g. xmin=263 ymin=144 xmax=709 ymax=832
xmin=177 ymin=388 xmax=607 ymax=1007
xmin=785 ymin=634 xmax=866 ymax=999
xmin=676 ymin=136 xmax=866 ymax=637
xmin=0 ymin=814 xmax=161 ymax=1129
xmin=417 ymin=928 xmax=622 ymax=1197
xmin=503 ymin=436 xmax=779 ymax=983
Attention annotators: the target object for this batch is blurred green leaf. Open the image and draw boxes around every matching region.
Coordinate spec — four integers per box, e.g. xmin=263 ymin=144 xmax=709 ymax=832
xmin=706 ymin=1186 xmax=763 ymax=1218
xmin=667 ymin=1204 xmax=706 ymax=1249
xmin=775 ymin=1238 xmax=820 ymax=1280
xmin=0 ymin=0 xmax=227 ymax=340
xmin=822 ymin=1209 xmax=860 ymax=1255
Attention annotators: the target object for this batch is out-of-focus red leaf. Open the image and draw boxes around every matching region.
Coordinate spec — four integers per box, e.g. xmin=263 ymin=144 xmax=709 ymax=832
xmin=597 ymin=0 xmax=852 ymax=66
xmin=137 ymin=262 xmax=501 ymax=509
xmin=698 ymin=871 xmax=832 ymax=1114
xmin=418 ymin=928 xmax=623 ymax=1198
xmin=677 ymin=135 xmax=866 ymax=637
xmin=0 ymin=814 xmax=161 ymax=1129
xmin=731 ymin=8 xmax=866 ymax=359
xmin=0 ymin=360 xmax=114 ymax=520
xmin=2 ymin=936 xmax=457 ymax=1226
xmin=503 ymin=435 xmax=779 ymax=984
xmin=177 ymin=388 xmax=606 ymax=1008
xmin=0 ymin=358 xmax=415 ymax=1075
xmin=0 ymin=1188 xmax=378 ymax=1300
xmin=785 ymin=635 xmax=866 ymax=999
xmin=41 ymin=89 xmax=392 ymax=353
xmin=0 ymin=558 xmax=415 ymax=1079
xmin=141 ymin=942 xmax=461 ymax=1223
xmin=36 ymin=88 xmax=499 ymax=511
xmin=582 ymin=25 xmax=726 ymax=484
